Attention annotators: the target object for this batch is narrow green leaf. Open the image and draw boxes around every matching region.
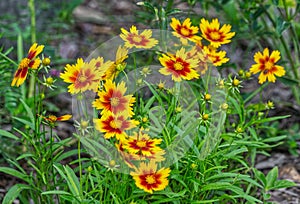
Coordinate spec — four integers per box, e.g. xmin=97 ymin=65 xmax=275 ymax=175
xmin=41 ymin=190 xmax=72 ymax=196
xmin=19 ymin=98 xmax=35 ymax=124
xmin=0 ymin=167 xmax=29 ymax=183
xmin=0 ymin=129 xmax=19 ymax=140
xmin=2 ymin=184 xmax=31 ymax=204
xmin=64 ymin=165 xmax=83 ymax=200
xmin=262 ymin=135 xmax=286 ymax=142
xmin=248 ymin=115 xmax=290 ymax=126
xmin=12 ymin=116 xmax=35 ymax=130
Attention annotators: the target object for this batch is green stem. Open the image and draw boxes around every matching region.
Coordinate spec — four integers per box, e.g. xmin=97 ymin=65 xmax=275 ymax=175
xmin=28 ymin=0 xmax=37 ymax=98
xmin=0 ymin=52 xmax=18 ymax=66
xmin=78 ymin=137 xmax=83 ymax=192
xmin=244 ymin=82 xmax=268 ymax=104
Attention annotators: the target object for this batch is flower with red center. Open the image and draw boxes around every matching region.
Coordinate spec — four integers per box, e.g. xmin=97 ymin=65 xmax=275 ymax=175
xmin=130 ymin=160 xmax=171 ymax=194
xmin=200 ymin=18 xmax=235 ymax=48
xmin=11 ymin=43 xmax=44 ymax=87
xmin=94 ymin=112 xmax=135 ymax=140
xmin=60 ymin=58 xmax=103 ymax=94
xmin=249 ymin=48 xmax=285 ymax=84
xmin=170 ymin=18 xmax=202 ymax=45
xmin=120 ymin=25 xmax=158 ymax=49
xmin=93 ymin=79 xmax=135 ymax=116
xmin=159 ymin=47 xmax=199 ymax=82
xmin=203 ymin=46 xmax=229 ymax=66
xmin=103 ymin=46 xmax=128 ymax=80
xmin=123 ymin=130 xmax=163 ymax=157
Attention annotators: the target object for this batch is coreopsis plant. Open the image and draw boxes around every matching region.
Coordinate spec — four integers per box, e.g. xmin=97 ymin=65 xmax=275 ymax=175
xmin=1 ymin=9 xmax=295 ymax=203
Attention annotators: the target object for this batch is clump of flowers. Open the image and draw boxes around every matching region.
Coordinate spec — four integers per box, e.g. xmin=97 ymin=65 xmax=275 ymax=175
xmin=56 ymin=16 xmax=286 ymax=195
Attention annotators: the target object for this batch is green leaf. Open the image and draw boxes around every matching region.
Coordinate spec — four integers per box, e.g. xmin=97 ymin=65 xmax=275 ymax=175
xmin=19 ymin=98 xmax=35 ymax=124
xmin=41 ymin=190 xmax=72 ymax=196
xmin=16 ymin=153 xmax=35 ymax=160
xmin=272 ymin=0 xmax=279 ymax=5
xmin=265 ymin=167 xmax=278 ymax=190
xmin=254 ymin=168 xmax=267 ymax=187
xmin=63 ymin=165 xmax=83 ymax=200
xmin=0 ymin=167 xmax=29 ymax=183
xmin=12 ymin=116 xmax=35 ymax=130
xmin=248 ymin=115 xmax=290 ymax=126
xmin=276 ymin=17 xmax=291 ymax=36
xmin=262 ymin=135 xmax=286 ymax=142
xmin=278 ymin=76 xmax=300 ymax=86
xmin=270 ymin=179 xmax=296 ymax=190
xmin=2 ymin=184 xmax=31 ymax=204
xmin=0 ymin=129 xmax=19 ymax=140
xmin=166 ymin=8 xmax=182 ymax=16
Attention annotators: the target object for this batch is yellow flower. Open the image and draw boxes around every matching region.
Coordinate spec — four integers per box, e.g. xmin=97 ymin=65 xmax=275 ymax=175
xmin=92 ymin=79 xmax=135 ymax=116
xmin=94 ymin=111 xmax=135 ymax=141
xmin=11 ymin=43 xmax=44 ymax=87
xmin=130 ymin=160 xmax=171 ymax=194
xmin=170 ymin=18 xmax=202 ymax=45
xmin=200 ymin=18 xmax=235 ymax=48
xmin=249 ymin=48 xmax=285 ymax=84
xmin=203 ymin=46 xmax=229 ymax=66
xmin=104 ymin=46 xmax=128 ymax=80
xmin=120 ymin=25 xmax=158 ymax=49
xmin=123 ymin=130 xmax=163 ymax=157
xmin=159 ymin=48 xmax=199 ymax=82
xmin=60 ymin=58 xmax=103 ymax=94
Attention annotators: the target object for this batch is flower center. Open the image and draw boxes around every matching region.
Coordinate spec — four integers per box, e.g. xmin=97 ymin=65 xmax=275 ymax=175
xmin=48 ymin=115 xmax=57 ymax=122
xmin=210 ymin=31 xmax=221 ymax=40
xmin=174 ymin=62 xmax=184 ymax=70
xmin=110 ymin=119 xmax=122 ymax=129
xmin=19 ymin=58 xmax=31 ymax=69
xmin=132 ymin=35 xmax=142 ymax=43
xmin=78 ymin=75 xmax=87 ymax=83
xmin=80 ymin=120 xmax=89 ymax=129
xmin=136 ymin=140 xmax=147 ymax=148
xmin=145 ymin=174 xmax=156 ymax=184
xmin=180 ymin=27 xmax=191 ymax=36
xmin=46 ymin=77 xmax=54 ymax=85
xmin=265 ymin=61 xmax=274 ymax=70
xmin=110 ymin=97 xmax=120 ymax=107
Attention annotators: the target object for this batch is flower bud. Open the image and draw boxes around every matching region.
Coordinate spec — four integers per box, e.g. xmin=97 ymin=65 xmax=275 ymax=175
xmin=42 ymin=57 xmax=51 ymax=66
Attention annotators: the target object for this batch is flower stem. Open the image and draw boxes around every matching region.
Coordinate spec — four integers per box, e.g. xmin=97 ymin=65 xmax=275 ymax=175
xmin=0 ymin=52 xmax=18 ymax=67
xmin=28 ymin=0 xmax=37 ymax=98
xmin=78 ymin=137 xmax=83 ymax=192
